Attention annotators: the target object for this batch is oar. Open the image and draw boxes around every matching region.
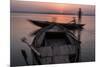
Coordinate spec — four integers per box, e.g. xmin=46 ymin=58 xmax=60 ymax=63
xmin=21 ymin=49 xmax=29 ymax=65
xmin=21 ymin=37 xmax=41 ymax=65
xmin=21 ymin=37 xmax=40 ymax=56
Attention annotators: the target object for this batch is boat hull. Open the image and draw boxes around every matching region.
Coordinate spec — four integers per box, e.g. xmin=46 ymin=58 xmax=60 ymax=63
xmin=28 ymin=20 xmax=85 ymax=30
xmin=31 ymin=25 xmax=81 ymax=64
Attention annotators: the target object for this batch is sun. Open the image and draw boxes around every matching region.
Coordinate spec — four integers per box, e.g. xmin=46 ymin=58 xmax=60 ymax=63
xmin=55 ymin=4 xmax=65 ymax=13
xmin=50 ymin=3 xmax=66 ymax=13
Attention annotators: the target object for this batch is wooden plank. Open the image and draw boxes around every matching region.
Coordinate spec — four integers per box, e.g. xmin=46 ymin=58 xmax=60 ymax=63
xmin=53 ymin=45 xmax=76 ymax=56
xmin=40 ymin=56 xmax=69 ymax=64
xmin=40 ymin=57 xmax=52 ymax=64
xmin=54 ymin=56 xmax=69 ymax=63
xmin=37 ymin=47 xmax=52 ymax=57
xmin=37 ymin=45 xmax=76 ymax=57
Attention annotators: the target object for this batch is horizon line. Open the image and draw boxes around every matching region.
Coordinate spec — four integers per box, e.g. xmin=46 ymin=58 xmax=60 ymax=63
xmin=11 ymin=11 xmax=95 ymax=16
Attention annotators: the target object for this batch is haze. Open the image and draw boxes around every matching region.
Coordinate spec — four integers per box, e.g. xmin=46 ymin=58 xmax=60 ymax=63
xmin=11 ymin=0 xmax=95 ymax=15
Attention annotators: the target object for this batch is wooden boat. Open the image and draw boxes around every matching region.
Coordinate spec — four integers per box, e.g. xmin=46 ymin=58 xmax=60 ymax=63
xmin=30 ymin=24 xmax=81 ymax=65
xmin=28 ymin=19 xmax=85 ymax=30
xmin=21 ymin=8 xmax=82 ymax=65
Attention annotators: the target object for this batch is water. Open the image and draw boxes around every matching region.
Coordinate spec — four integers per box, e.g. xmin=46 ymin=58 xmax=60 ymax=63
xmin=11 ymin=13 xmax=95 ymax=66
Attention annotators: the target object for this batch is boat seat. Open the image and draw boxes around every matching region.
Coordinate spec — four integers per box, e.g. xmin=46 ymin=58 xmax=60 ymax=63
xmin=36 ymin=45 xmax=76 ymax=64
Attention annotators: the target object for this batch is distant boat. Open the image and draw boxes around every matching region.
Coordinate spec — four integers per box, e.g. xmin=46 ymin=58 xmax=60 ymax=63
xmin=30 ymin=24 xmax=81 ymax=64
xmin=28 ymin=19 xmax=85 ymax=30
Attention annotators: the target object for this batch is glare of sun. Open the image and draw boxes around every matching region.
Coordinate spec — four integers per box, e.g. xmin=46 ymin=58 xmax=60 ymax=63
xmin=54 ymin=4 xmax=65 ymax=13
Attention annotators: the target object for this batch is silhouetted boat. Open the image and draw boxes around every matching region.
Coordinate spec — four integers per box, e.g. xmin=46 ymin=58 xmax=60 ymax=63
xmin=28 ymin=19 xmax=85 ymax=30
xmin=21 ymin=8 xmax=83 ymax=65
xmin=30 ymin=24 xmax=81 ymax=65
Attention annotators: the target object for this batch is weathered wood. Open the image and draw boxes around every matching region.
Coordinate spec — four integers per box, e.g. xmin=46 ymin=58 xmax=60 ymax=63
xmin=39 ymin=56 xmax=70 ymax=64
xmin=30 ymin=24 xmax=80 ymax=64
xmin=28 ymin=19 xmax=85 ymax=30
xmin=37 ymin=45 xmax=76 ymax=57
xmin=53 ymin=45 xmax=76 ymax=56
xmin=37 ymin=47 xmax=52 ymax=57
xmin=40 ymin=57 xmax=52 ymax=64
xmin=54 ymin=56 xmax=69 ymax=63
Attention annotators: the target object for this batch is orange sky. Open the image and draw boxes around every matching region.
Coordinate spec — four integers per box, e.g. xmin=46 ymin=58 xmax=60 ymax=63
xmin=11 ymin=0 xmax=95 ymax=15
xmin=49 ymin=4 xmax=66 ymax=13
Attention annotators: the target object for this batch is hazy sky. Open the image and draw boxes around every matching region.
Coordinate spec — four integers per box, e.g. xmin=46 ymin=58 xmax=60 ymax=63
xmin=11 ymin=0 xmax=95 ymax=15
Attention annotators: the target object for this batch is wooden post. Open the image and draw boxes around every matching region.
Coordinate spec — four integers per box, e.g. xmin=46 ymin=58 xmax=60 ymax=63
xmin=78 ymin=8 xmax=82 ymax=24
xmin=76 ymin=8 xmax=82 ymax=61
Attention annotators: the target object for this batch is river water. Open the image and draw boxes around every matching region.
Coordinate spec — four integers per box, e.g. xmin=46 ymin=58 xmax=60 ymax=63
xmin=11 ymin=13 xmax=95 ymax=66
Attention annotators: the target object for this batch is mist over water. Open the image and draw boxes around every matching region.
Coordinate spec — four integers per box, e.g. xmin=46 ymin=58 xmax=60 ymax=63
xmin=11 ymin=13 xmax=95 ymax=66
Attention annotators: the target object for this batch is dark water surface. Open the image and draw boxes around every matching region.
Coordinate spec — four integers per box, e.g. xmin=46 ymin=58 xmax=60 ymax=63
xmin=11 ymin=13 xmax=95 ymax=66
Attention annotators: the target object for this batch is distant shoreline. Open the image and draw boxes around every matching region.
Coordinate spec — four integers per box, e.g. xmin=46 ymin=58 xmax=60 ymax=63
xmin=11 ymin=11 xmax=95 ymax=16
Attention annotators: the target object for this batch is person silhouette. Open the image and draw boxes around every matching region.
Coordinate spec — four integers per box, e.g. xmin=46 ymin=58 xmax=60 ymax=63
xmin=70 ymin=17 xmax=76 ymax=24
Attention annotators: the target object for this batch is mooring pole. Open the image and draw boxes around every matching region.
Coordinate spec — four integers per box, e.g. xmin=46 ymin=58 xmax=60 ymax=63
xmin=77 ymin=8 xmax=82 ymax=41
xmin=78 ymin=8 xmax=82 ymax=24
xmin=75 ymin=8 xmax=82 ymax=62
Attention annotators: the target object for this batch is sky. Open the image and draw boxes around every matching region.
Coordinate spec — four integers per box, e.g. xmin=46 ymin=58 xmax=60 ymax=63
xmin=11 ymin=0 xmax=95 ymax=15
